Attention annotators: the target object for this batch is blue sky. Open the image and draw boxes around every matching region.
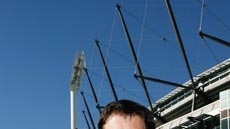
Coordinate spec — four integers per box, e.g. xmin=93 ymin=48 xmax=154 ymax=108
xmin=0 ymin=0 xmax=229 ymax=129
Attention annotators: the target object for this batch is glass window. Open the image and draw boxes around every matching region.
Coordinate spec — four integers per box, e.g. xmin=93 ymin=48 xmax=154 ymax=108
xmin=228 ymin=99 xmax=230 ymax=108
xmin=220 ymin=91 xmax=227 ymax=100
xmin=221 ymin=100 xmax=228 ymax=110
xmin=221 ymin=119 xmax=228 ymax=129
xmin=221 ymin=110 xmax=228 ymax=119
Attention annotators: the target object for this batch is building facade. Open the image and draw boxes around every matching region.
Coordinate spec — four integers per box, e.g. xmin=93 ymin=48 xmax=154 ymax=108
xmin=153 ymin=58 xmax=230 ymax=129
xmin=220 ymin=89 xmax=230 ymax=129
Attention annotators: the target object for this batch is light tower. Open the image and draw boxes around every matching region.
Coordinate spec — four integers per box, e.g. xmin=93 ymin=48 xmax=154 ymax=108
xmin=70 ymin=51 xmax=85 ymax=129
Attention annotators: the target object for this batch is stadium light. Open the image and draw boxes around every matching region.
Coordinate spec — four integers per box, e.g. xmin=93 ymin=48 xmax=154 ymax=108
xmin=70 ymin=51 xmax=85 ymax=129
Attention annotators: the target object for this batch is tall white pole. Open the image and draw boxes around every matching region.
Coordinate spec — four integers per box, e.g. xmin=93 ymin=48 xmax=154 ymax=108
xmin=70 ymin=90 xmax=76 ymax=129
xmin=70 ymin=51 xmax=85 ymax=129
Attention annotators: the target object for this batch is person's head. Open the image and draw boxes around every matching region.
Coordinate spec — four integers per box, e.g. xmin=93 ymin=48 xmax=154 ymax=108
xmin=98 ymin=99 xmax=155 ymax=129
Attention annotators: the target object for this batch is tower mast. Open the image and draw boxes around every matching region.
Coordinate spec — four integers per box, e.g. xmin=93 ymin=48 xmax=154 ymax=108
xmin=70 ymin=51 xmax=85 ymax=129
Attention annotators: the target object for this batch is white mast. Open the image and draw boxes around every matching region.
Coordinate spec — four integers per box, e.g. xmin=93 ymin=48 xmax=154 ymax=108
xmin=70 ymin=51 xmax=85 ymax=129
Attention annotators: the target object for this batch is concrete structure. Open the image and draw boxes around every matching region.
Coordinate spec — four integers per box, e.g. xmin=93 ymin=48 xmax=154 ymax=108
xmin=220 ymin=89 xmax=230 ymax=129
xmin=153 ymin=58 xmax=230 ymax=129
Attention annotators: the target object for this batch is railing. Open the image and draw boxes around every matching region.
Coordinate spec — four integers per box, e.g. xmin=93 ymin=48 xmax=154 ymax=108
xmin=158 ymin=67 xmax=230 ymax=112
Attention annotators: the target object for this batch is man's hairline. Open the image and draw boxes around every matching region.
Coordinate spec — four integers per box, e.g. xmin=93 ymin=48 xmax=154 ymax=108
xmin=102 ymin=112 xmax=146 ymax=129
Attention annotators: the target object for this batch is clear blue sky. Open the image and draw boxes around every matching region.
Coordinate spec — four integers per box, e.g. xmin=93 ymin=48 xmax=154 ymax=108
xmin=0 ymin=0 xmax=229 ymax=129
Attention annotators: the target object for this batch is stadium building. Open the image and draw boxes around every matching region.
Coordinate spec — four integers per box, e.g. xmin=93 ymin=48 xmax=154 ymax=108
xmin=152 ymin=58 xmax=230 ymax=129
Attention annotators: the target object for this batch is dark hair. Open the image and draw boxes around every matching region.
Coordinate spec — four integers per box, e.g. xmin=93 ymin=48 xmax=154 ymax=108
xmin=98 ymin=99 xmax=155 ymax=129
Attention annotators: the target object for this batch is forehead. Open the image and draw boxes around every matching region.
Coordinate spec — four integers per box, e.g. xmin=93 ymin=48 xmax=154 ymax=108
xmin=103 ymin=114 xmax=146 ymax=129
